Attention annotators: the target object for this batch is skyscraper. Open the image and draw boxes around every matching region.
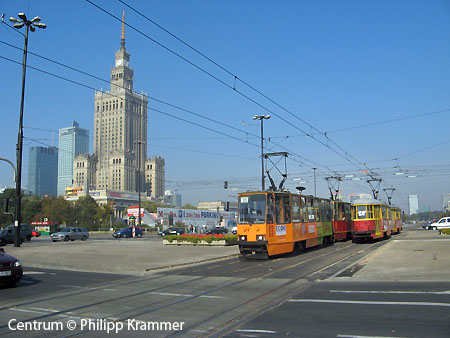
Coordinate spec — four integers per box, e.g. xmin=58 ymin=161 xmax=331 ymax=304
xmin=408 ymin=194 xmax=419 ymax=215
xmin=28 ymin=146 xmax=58 ymax=197
xmin=93 ymin=11 xmax=148 ymax=193
xmin=57 ymin=121 xmax=89 ymax=196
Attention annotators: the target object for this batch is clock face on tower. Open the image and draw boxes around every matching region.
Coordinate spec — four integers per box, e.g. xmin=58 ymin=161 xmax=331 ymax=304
xmin=116 ymin=59 xmax=123 ymax=66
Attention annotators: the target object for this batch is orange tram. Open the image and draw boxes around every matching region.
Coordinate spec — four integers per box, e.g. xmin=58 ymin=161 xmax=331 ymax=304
xmin=237 ymin=191 xmax=402 ymax=259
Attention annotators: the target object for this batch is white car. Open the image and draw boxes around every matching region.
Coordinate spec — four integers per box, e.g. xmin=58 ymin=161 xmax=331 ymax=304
xmin=430 ymin=217 xmax=450 ymax=230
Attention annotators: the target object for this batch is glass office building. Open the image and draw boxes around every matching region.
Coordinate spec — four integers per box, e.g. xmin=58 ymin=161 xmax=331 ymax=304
xmin=57 ymin=121 xmax=89 ymax=196
xmin=28 ymin=146 xmax=58 ymax=197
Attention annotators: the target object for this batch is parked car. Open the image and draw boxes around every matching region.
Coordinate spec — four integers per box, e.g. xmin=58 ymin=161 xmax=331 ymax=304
xmin=0 ymin=228 xmax=25 ymax=246
xmin=232 ymin=226 xmax=237 ymax=235
xmin=430 ymin=217 xmax=450 ymax=231
xmin=421 ymin=222 xmax=432 ymax=230
xmin=0 ymin=248 xmax=23 ymax=287
xmin=4 ymin=224 xmax=32 ymax=241
xmin=158 ymin=227 xmax=185 ymax=236
xmin=32 ymin=230 xmax=41 ymax=237
xmin=206 ymin=227 xmax=228 ymax=235
xmin=113 ymin=226 xmax=143 ymax=238
xmin=51 ymin=227 xmax=89 ymax=242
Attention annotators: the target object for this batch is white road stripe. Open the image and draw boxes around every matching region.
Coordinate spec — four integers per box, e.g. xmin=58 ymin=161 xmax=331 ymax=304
xmin=337 ymin=335 xmax=411 ymax=338
xmin=147 ymin=291 xmax=225 ymax=299
xmin=236 ymin=329 xmax=277 ymax=334
xmin=330 ymin=290 xmax=450 ymax=295
xmin=288 ymin=299 xmax=450 ymax=307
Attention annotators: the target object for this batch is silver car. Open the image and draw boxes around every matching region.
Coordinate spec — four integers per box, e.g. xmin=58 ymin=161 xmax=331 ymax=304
xmin=51 ymin=227 xmax=89 ymax=242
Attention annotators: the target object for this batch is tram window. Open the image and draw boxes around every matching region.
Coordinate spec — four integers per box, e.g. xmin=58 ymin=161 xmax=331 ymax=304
xmin=302 ymin=197 xmax=310 ymax=222
xmin=357 ymin=205 xmax=366 ymax=219
xmin=292 ymin=195 xmax=301 ymax=222
xmin=382 ymin=207 xmax=387 ymax=219
xmin=275 ymin=194 xmax=291 ymax=224
xmin=267 ymin=194 xmax=274 ymax=224
xmin=367 ymin=205 xmax=373 ymax=219
xmin=238 ymin=194 xmax=266 ymax=224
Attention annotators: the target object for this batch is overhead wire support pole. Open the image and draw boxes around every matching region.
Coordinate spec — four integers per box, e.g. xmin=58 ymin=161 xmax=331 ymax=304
xmin=253 ymin=115 xmax=271 ymax=190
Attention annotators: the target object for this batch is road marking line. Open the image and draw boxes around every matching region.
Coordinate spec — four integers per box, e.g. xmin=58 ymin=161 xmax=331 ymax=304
xmin=236 ymin=329 xmax=277 ymax=334
xmin=330 ymin=290 xmax=450 ymax=295
xmin=24 ymin=271 xmax=47 ymax=275
xmin=288 ymin=299 xmax=450 ymax=307
xmin=147 ymin=291 xmax=225 ymax=299
xmin=337 ymin=335 xmax=411 ymax=338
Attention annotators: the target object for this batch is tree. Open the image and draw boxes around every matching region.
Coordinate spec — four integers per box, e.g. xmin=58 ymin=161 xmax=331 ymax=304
xmin=35 ymin=196 xmax=74 ymax=224
xmin=96 ymin=203 xmax=114 ymax=228
xmin=182 ymin=203 xmax=197 ymax=210
xmin=73 ymin=196 xmax=98 ymax=229
xmin=21 ymin=195 xmax=42 ymax=223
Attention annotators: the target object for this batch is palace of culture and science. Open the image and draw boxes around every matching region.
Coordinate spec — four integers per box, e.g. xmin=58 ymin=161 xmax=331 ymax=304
xmin=67 ymin=13 xmax=165 ymax=217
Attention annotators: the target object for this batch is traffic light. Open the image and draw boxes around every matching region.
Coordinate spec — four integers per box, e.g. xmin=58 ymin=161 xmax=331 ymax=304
xmin=224 ymin=181 xmax=228 ymax=189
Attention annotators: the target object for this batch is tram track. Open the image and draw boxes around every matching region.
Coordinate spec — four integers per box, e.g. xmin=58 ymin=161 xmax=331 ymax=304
xmin=0 ymin=239 xmax=387 ymax=337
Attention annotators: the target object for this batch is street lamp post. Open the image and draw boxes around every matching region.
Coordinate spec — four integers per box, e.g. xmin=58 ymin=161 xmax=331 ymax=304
xmin=313 ymin=167 xmax=317 ymax=197
xmin=9 ymin=13 xmax=46 ymax=247
xmin=136 ymin=140 xmax=144 ymax=237
xmin=253 ymin=115 xmax=271 ymax=191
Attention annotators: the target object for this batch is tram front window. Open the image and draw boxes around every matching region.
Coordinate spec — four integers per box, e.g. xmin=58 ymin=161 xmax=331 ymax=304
xmin=239 ymin=194 xmax=266 ymax=224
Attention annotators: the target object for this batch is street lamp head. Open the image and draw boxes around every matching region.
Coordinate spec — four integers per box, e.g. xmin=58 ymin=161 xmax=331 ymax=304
xmin=9 ymin=17 xmax=20 ymax=23
xmin=29 ymin=25 xmax=35 ymax=32
xmin=31 ymin=16 xmax=41 ymax=23
xmin=13 ymin=22 xmax=24 ymax=29
xmin=18 ymin=13 xmax=27 ymax=21
xmin=253 ymin=115 xmax=260 ymax=120
xmin=264 ymin=115 xmax=271 ymax=119
xmin=34 ymin=22 xmax=46 ymax=29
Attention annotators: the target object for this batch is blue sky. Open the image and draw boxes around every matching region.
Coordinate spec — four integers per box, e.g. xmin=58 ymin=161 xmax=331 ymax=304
xmin=1 ymin=0 xmax=449 ymax=212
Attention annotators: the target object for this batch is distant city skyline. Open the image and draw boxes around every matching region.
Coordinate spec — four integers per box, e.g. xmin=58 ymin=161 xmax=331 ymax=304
xmin=1 ymin=1 xmax=449 ymax=213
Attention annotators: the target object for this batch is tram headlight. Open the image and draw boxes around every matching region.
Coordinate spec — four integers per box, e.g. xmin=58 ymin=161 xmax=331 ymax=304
xmin=239 ymin=235 xmax=247 ymax=242
xmin=257 ymin=235 xmax=266 ymax=241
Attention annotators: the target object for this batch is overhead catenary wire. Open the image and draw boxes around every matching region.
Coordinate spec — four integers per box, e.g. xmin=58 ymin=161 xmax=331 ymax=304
xmin=84 ymin=0 xmax=384 ymax=181
xmin=0 ymin=40 xmax=337 ymax=175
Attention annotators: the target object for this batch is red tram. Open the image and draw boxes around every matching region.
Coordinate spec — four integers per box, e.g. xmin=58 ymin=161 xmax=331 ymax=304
xmin=351 ymin=198 xmax=402 ymax=242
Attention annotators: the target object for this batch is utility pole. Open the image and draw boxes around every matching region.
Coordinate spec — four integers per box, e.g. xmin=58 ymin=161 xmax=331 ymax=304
xmin=253 ymin=115 xmax=271 ymax=190
xmin=313 ymin=168 xmax=317 ymax=197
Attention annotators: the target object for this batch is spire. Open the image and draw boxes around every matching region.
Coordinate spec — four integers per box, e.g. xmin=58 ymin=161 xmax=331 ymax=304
xmin=121 ymin=10 xmax=125 ymax=48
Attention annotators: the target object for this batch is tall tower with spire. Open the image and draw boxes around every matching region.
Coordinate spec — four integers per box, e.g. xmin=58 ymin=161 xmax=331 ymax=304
xmin=93 ymin=11 xmax=148 ymax=194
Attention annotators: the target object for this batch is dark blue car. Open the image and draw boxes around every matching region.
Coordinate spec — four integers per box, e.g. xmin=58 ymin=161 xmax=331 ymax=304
xmin=113 ymin=227 xmax=143 ymax=238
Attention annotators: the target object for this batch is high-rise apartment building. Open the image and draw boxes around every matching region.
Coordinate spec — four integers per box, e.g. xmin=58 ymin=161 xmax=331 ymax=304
xmin=442 ymin=193 xmax=450 ymax=212
xmin=93 ymin=12 xmax=148 ymax=193
xmin=28 ymin=146 xmax=58 ymax=197
xmin=57 ymin=121 xmax=89 ymax=196
xmin=145 ymin=156 xmax=165 ymax=199
xmin=408 ymin=194 xmax=419 ymax=215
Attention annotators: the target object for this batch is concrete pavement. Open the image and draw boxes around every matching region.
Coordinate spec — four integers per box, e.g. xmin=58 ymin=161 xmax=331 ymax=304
xmin=4 ymin=235 xmax=239 ymax=275
xmin=331 ymin=225 xmax=450 ymax=282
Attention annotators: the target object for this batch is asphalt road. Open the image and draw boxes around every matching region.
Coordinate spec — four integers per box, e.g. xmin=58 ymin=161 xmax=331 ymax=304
xmin=0 ymin=226 xmax=449 ymax=337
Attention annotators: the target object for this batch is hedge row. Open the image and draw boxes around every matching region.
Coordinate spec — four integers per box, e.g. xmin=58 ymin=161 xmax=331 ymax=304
xmin=164 ymin=234 xmax=238 ymax=244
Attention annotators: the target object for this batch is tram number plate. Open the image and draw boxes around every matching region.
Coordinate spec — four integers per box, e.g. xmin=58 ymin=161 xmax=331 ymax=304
xmin=0 ymin=271 xmax=12 ymax=276
xmin=276 ymin=225 xmax=286 ymax=236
